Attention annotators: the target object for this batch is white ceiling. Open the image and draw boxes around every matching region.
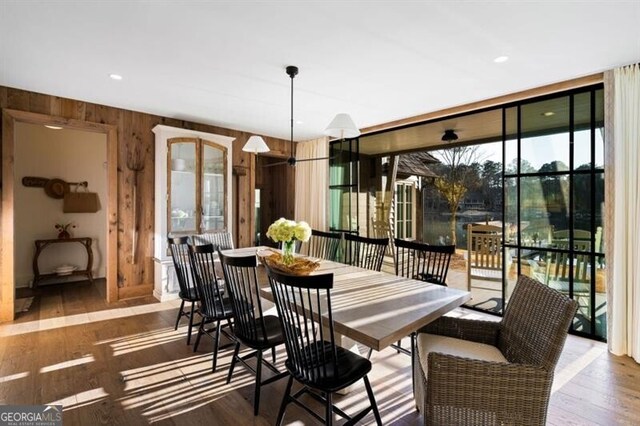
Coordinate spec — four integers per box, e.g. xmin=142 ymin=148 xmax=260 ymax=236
xmin=1 ymin=1 xmax=639 ymax=142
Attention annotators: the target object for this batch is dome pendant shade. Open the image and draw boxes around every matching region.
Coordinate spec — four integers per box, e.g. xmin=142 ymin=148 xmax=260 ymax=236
xmin=324 ymin=113 xmax=360 ymax=139
xmin=442 ymin=129 xmax=459 ymax=142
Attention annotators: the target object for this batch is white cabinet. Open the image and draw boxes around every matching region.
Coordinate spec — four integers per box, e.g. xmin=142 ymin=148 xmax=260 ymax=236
xmin=152 ymin=125 xmax=234 ymax=301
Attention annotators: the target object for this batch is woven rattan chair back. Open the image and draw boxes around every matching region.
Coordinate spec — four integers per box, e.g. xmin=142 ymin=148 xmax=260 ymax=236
xmin=394 ymin=238 xmax=455 ymax=286
xmin=192 ymin=230 xmax=234 ymax=250
xmin=217 ymin=251 xmax=267 ymax=344
xmin=499 ymin=275 xmax=578 ymax=370
xmin=302 ymin=229 xmax=341 ymax=261
xmin=344 ymin=234 xmax=388 ymax=271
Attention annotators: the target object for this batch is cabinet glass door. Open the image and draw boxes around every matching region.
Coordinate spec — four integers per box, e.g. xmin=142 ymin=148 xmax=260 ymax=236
xmin=202 ymin=141 xmax=226 ymax=232
xmin=169 ymin=140 xmax=197 ymax=233
xmin=168 ymin=138 xmax=227 ymax=235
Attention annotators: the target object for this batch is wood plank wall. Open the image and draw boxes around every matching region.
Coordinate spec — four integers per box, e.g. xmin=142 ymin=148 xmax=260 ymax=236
xmin=256 ymin=156 xmax=296 ymax=247
xmin=0 ymin=86 xmax=292 ymax=299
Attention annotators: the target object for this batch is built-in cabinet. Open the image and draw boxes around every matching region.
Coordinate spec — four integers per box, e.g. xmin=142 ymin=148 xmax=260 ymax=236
xmin=168 ymin=137 xmax=228 ymax=235
xmin=152 ymin=125 xmax=234 ymax=301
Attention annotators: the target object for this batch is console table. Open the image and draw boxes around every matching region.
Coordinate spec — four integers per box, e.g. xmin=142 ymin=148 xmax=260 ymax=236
xmin=32 ymin=237 xmax=94 ymax=287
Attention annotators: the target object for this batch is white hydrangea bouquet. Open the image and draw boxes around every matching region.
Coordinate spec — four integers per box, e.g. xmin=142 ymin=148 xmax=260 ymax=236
xmin=266 ymin=218 xmax=312 ymax=265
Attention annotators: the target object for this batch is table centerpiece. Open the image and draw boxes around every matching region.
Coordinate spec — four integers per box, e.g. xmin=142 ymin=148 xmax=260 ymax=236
xmin=259 ymin=218 xmax=320 ymax=275
xmin=266 ymin=218 xmax=311 ymax=265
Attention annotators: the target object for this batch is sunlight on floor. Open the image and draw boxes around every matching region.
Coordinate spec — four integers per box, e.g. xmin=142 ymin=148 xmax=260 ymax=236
xmin=107 ymin=329 xmax=186 ymax=356
xmin=48 ymin=387 xmax=109 ymax=409
xmin=122 ymin=354 xmax=258 ymax=422
xmin=0 ymin=301 xmax=180 ymax=338
xmin=40 ymin=355 xmax=95 ymax=374
xmin=0 ymin=371 xmax=30 ymax=383
xmin=2 ymin=286 xmax=610 ymax=425
xmin=551 ymin=344 xmax=606 ymax=394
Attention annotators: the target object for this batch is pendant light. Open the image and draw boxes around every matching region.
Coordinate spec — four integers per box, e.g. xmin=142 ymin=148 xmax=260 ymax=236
xmin=264 ymin=65 xmax=360 ymax=167
xmin=242 ymin=135 xmax=270 ymax=154
xmin=441 ymin=129 xmax=459 ymax=142
xmin=324 ymin=113 xmax=360 ymax=139
xmin=245 ymin=65 xmax=360 ymax=166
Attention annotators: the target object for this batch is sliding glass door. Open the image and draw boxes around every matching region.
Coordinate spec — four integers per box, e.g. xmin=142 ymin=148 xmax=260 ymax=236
xmin=505 ymin=87 xmax=605 ymax=339
xmin=354 ymin=84 xmax=606 ymax=341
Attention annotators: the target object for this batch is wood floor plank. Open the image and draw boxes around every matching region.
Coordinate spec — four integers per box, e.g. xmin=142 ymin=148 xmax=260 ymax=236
xmin=1 ymin=280 xmax=639 ymax=425
xmin=549 ymin=388 xmax=636 ymax=425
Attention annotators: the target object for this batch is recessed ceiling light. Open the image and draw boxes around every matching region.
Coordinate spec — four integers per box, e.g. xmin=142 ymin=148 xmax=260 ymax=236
xmin=296 ymin=120 xmax=304 ymax=125
xmin=109 ymin=73 xmax=123 ymax=81
xmin=493 ymin=56 xmax=509 ymax=63
xmin=542 ymin=111 xmax=555 ymax=117
xmin=44 ymin=125 xmax=63 ymax=130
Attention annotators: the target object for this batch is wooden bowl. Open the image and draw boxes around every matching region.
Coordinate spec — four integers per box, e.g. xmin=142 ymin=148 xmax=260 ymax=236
xmin=257 ymin=249 xmax=321 ymax=276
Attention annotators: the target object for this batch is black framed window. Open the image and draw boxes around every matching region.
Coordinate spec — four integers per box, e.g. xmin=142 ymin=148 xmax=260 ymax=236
xmin=329 ymin=138 xmax=359 ymax=234
xmin=504 ymin=86 xmax=605 ymax=340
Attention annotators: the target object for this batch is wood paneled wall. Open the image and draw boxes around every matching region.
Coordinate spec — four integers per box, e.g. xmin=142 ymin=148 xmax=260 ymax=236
xmin=256 ymin=156 xmax=296 ymax=247
xmin=0 ymin=86 xmax=292 ymax=301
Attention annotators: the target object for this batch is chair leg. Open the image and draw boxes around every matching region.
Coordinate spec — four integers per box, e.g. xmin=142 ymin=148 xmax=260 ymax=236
xmin=325 ymin=391 xmax=333 ymax=426
xmin=186 ymin=302 xmax=196 ymax=345
xmin=193 ymin=320 xmax=205 ymax=353
xmin=174 ymin=299 xmax=185 ymax=330
xmin=271 ymin=346 xmax=277 ymax=364
xmin=363 ymin=375 xmax=382 ymax=426
xmin=396 ymin=339 xmax=402 ymax=354
xmin=212 ymin=320 xmax=221 ymax=372
xmin=276 ymin=375 xmax=294 ymax=426
xmin=254 ymin=350 xmax=263 ymax=416
xmin=366 ymin=348 xmax=373 ymax=360
xmin=410 ymin=332 xmax=416 ymax=396
xmin=226 ymin=341 xmax=241 ymax=384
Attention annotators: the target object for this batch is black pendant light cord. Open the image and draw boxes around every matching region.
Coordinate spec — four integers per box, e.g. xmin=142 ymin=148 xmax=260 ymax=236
xmin=290 ymin=70 xmax=294 ymax=158
xmin=263 ymin=65 xmax=332 ymax=168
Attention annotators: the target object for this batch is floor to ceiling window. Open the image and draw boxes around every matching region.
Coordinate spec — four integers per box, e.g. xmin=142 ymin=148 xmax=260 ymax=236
xmin=504 ymin=87 xmax=605 ymax=340
xmin=350 ymin=83 xmax=605 ymax=341
xmin=329 ymin=138 xmax=359 ymax=234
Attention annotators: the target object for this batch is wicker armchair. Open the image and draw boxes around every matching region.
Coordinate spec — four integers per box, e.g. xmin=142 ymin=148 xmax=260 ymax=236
xmin=414 ymin=275 xmax=577 ymax=426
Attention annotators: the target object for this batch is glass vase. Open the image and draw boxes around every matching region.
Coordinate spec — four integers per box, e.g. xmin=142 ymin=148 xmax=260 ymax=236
xmin=282 ymin=240 xmax=295 ymax=265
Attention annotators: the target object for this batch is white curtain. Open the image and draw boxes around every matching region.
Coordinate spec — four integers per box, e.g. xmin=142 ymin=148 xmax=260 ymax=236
xmin=607 ymin=63 xmax=640 ymax=362
xmin=294 ymin=137 xmax=329 ymax=230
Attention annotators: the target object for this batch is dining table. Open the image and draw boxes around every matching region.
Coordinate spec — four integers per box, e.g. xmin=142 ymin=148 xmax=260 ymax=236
xmin=223 ymin=246 xmax=471 ymax=353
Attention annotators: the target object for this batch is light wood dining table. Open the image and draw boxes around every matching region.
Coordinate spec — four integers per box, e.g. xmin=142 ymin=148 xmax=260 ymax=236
xmin=223 ymin=246 xmax=471 ymax=352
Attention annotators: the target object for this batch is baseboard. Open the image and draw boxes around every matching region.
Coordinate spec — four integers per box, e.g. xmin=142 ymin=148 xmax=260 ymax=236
xmin=118 ymin=284 xmax=153 ymax=300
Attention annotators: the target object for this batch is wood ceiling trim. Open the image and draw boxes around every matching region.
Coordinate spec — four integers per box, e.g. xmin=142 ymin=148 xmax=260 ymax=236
xmin=360 ymin=73 xmax=604 ymax=136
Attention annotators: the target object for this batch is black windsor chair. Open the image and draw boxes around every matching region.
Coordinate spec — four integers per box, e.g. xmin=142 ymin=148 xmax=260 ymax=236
xmin=266 ymin=266 xmax=383 ymax=426
xmin=217 ymin=250 xmax=288 ymax=416
xmin=168 ymin=236 xmax=201 ymax=345
xmin=188 ymin=243 xmax=235 ymax=372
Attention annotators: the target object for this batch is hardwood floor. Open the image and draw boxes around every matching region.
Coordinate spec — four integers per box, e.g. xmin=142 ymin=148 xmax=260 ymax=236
xmin=1 ymin=280 xmax=638 ymax=425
